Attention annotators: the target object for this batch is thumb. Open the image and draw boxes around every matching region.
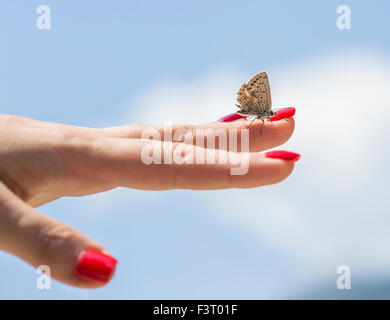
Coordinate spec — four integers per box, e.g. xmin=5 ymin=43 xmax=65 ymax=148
xmin=0 ymin=182 xmax=117 ymax=288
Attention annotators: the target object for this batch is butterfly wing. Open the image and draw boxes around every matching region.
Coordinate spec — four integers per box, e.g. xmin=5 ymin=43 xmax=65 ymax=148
xmin=237 ymin=71 xmax=272 ymax=116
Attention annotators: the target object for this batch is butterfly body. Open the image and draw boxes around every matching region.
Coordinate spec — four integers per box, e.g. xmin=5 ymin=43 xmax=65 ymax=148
xmin=235 ymin=106 xmax=275 ymax=119
xmin=236 ymin=71 xmax=274 ymax=120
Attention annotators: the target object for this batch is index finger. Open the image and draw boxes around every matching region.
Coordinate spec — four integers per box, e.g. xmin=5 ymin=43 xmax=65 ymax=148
xmin=96 ymin=107 xmax=296 ymax=152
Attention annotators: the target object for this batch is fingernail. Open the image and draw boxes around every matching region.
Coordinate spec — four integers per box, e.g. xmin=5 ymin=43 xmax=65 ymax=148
xmin=264 ymin=150 xmax=301 ymax=161
xmin=75 ymin=249 xmax=118 ymax=283
xmin=218 ymin=113 xmax=246 ymax=122
xmin=268 ymin=107 xmax=296 ymax=121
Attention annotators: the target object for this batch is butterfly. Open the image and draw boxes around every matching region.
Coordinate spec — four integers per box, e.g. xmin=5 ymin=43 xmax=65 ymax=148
xmin=236 ymin=71 xmax=276 ymax=132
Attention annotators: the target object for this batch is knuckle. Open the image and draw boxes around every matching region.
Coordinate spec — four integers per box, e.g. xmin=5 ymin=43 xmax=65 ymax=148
xmin=32 ymin=222 xmax=75 ymax=266
xmin=58 ymin=126 xmax=97 ymax=153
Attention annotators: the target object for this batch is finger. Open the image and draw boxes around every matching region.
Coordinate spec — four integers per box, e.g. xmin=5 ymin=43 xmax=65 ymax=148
xmin=89 ymin=136 xmax=300 ymax=190
xmin=97 ymin=107 xmax=296 ymax=152
xmin=0 ymin=182 xmax=117 ymax=288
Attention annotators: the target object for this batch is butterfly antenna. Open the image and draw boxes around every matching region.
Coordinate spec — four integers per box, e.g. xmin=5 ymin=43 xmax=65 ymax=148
xmin=272 ymin=107 xmax=293 ymax=111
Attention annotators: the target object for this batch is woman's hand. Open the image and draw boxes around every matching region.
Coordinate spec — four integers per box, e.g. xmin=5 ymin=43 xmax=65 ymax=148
xmin=0 ymin=108 xmax=298 ymax=288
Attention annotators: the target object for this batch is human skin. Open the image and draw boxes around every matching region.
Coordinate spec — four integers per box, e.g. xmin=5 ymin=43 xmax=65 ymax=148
xmin=0 ymin=108 xmax=298 ymax=288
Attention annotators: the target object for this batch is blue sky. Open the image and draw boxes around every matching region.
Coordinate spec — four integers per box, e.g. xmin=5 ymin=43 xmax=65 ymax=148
xmin=1 ymin=0 xmax=390 ymax=299
xmin=2 ymin=0 xmax=389 ymax=125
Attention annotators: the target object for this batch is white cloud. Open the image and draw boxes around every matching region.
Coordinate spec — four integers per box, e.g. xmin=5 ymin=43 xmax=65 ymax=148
xmin=123 ymin=66 xmax=246 ymax=125
xmin=122 ymin=50 xmax=390 ymax=277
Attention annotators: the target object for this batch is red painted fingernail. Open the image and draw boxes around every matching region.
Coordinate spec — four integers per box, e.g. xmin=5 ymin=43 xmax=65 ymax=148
xmin=75 ymin=249 xmax=117 ymax=283
xmin=218 ymin=113 xmax=246 ymax=122
xmin=264 ymin=150 xmax=300 ymax=161
xmin=268 ymin=107 xmax=296 ymax=121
